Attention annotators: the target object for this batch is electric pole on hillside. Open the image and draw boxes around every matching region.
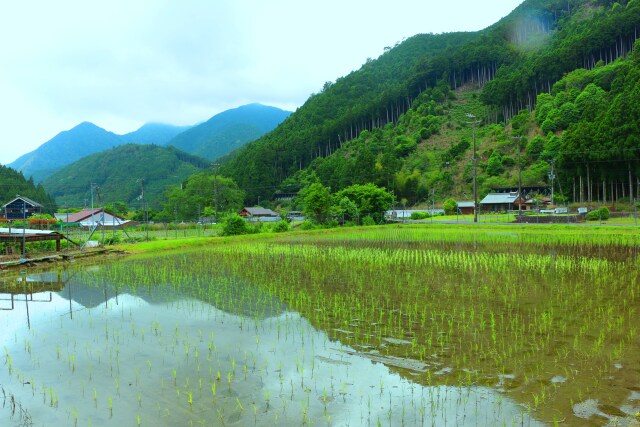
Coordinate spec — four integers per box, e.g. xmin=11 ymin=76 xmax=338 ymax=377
xmin=512 ymin=135 xmax=523 ymax=216
xmin=548 ymin=160 xmax=555 ymax=205
xmin=466 ymin=114 xmax=481 ymax=223
xmin=212 ymin=163 xmax=219 ymax=223
xmin=137 ymin=178 xmax=148 ymax=241
xmin=90 ymin=183 xmax=97 ymax=227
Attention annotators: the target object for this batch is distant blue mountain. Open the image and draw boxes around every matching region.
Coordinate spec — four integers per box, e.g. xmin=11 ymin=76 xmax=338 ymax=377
xmin=122 ymin=123 xmax=191 ymax=145
xmin=166 ymin=103 xmax=291 ymax=160
xmin=8 ymin=103 xmax=290 ymax=183
xmin=9 ymin=122 xmax=124 ymax=183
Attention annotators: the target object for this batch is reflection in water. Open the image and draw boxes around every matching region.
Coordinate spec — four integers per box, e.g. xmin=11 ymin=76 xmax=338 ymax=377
xmin=1 ymin=270 xmax=541 ymax=426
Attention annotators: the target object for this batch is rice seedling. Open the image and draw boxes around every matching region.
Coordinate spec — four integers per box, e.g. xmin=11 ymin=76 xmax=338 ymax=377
xmin=1 ymin=224 xmax=637 ymax=426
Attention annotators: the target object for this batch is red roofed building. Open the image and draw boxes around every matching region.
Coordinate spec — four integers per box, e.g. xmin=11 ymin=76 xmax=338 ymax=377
xmin=55 ymin=209 xmax=129 ymax=228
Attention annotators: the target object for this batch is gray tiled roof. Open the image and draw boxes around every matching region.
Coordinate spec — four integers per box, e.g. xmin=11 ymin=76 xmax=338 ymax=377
xmin=480 ymin=193 xmax=519 ymax=205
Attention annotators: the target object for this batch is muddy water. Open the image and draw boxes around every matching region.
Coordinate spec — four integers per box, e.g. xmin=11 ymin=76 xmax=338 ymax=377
xmin=1 ymin=269 xmax=540 ymax=426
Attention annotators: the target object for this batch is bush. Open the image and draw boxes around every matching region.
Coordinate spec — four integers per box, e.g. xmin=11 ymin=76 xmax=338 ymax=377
xmin=361 ymin=215 xmax=376 ymax=226
xmin=103 ymin=234 xmax=122 ymax=245
xmin=221 ymin=213 xmax=250 ymax=235
xmin=272 ymin=220 xmax=290 ymax=233
xmin=300 ymin=220 xmax=317 ymax=230
xmin=586 ymin=207 xmax=610 ymax=221
xmin=325 ymin=219 xmax=339 ymax=228
xmin=442 ymin=198 xmax=458 ymax=215
xmin=410 ymin=211 xmax=431 ymax=220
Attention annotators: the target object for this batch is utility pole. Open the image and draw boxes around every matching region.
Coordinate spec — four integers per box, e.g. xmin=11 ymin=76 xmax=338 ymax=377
xmin=548 ymin=160 xmax=555 ymax=205
xmin=90 ymin=183 xmax=96 ymax=227
xmin=174 ymin=206 xmax=178 ymax=239
xmin=138 ymin=178 xmax=148 ymax=241
xmin=466 ymin=113 xmax=481 ymax=223
xmin=512 ymin=135 xmax=523 ymax=216
xmin=212 ymin=163 xmax=219 ymax=223
xmin=22 ymin=197 xmax=26 ymax=261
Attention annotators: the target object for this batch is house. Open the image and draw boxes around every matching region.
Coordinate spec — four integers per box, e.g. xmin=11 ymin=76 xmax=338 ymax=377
xmin=56 ymin=208 xmax=129 ymax=228
xmin=238 ymin=207 xmax=281 ymax=222
xmin=2 ymin=195 xmax=43 ymax=219
xmin=456 ymin=201 xmax=475 ymax=215
xmin=480 ymin=192 xmax=520 ymax=212
xmin=523 ymin=196 xmax=551 ymax=210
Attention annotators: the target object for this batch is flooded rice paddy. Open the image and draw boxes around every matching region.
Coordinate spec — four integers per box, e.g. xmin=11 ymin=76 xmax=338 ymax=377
xmin=1 ymin=225 xmax=639 ymax=426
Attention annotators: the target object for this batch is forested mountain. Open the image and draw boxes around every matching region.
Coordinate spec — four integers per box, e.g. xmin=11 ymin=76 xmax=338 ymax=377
xmin=122 ymin=123 xmax=192 ymax=146
xmin=9 ymin=104 xmax=288 ymax=185
xmin=42 ymin=144 xmax=209 ymax=209
xmin=9 ymin=122 xmax=123 ymax=184
xmin=220 ymin=0 xmax=640 ymax=206
xmin=0 ymin=165 xmax=56 ymax=214
xmin=7 ymin=121 xmax=187 ymax=184
xmin=166 ymin=103 xmax=291 ymax=161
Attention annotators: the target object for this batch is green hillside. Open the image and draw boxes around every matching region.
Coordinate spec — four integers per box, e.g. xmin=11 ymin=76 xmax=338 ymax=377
xmin=167 ymin=103 xmax=291 ymax=161
xmin=220 ymin=0 xmax=640 ymax=206
xmin=42 ymin=144 xmax=209 ymax=209
xmin=9 ymin=122 xmax=123 ymax=184
xmin=0 ymin=165 xmax=57 ymax=214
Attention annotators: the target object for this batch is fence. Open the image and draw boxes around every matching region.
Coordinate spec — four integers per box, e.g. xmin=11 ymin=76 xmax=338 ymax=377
xmin=0 ymin=221 xmax=221 ymax=260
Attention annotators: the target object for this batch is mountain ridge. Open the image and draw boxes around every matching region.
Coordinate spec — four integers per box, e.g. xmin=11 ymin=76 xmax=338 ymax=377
xmin=218 ymin=0 xmax=640 ymax=205
xmin=9 ymin=103 xmax=291 ymax=183
xmin=42 ymin=144 xmax=209 ymax=209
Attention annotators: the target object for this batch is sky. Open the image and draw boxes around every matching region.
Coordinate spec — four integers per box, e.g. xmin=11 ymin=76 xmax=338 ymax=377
xmin=0 ymin=1 xmax=524 ymax=166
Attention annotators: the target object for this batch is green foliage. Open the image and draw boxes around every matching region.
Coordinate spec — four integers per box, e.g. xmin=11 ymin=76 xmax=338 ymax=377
xmin=525 ymin=136 xmax=545 ymax=160
xmin=485 ymin=151 xmax=504 ymax=177
xmin=221 ymin=213 xmax=250 ymax=236
xmin=410 ymin=211 xmax=431 ymax=220
xmin=43 ymin=144 xmax=209 ymax=209
xmin=393 ymin=135 xmax=418 ymax=157
xmin=159 ymin=172 xmax=245 ymax=221
xmin=104 ymin=201 xmax=129 ymax=218
xmin=333 ymin=196 xmax=360 ymax=223
xmin=535 ymin=94 xmax=554 ymax=125
xmin=522 ymin=161 xmax=550 ymax=186
xmin=299 ymin=182 xmax=333 ymax=223
xmin=510 ymin=110 xmax=531 ymax=136
xmin=444 ymin=138 xmax=471 ymax=164
xmin=0 ymin=165 xmax=57 ymax=214
xmin=442 ymin=198 xmax=458 ymax=215
xmin=482 ymin=0 xmax=640 ymax=112
xmin=361 ymin=215 xmax=376 ymax=226
xmin=200 ymin=1 xmax=640 ymax=209
xmin=540 ymin=117 xmax=557 ymax=135
xmin=272 ymin=220 xmax=290 ymax=233
xmin=586 ymin=207 xmax=611 ymax=221
xmin=334 ymin=183 xmax=394 ymax=223
xmin=169 ymin=104 xmax=290 ymax=161
xmin=299 ymin=220 xmax=317 ymax=230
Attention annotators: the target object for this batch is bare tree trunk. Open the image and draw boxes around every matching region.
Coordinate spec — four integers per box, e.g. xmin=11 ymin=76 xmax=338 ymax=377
xmin=629 ymin=162 xmax=634 ymax=203
xmin=611 ymin=180 xmax=615 ymax=204
xmin=586 ymin=163 xmax=592 ymax=202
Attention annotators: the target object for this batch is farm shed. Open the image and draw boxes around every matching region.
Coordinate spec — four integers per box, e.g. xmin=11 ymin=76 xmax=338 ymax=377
xmin=2 ymin=195 xmax=43 ymax=220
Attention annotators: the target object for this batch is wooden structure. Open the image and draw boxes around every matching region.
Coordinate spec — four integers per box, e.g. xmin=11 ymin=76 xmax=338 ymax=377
xmin=0 ymin=228 xmax=67 ymax=253
xmin=456 ymin=201 xmax=475 ymax=215
xmin=239 ymin=207 xmax=280 ymax=222
xmin=2 ymin=195 xmax=43 ymax=219
xmin=480 ymin=192 xmax=521 ymax=212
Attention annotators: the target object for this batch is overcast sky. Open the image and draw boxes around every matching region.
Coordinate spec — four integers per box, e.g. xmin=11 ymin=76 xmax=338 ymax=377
xmin=0 ymin=1 xmax=524 ymax=165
